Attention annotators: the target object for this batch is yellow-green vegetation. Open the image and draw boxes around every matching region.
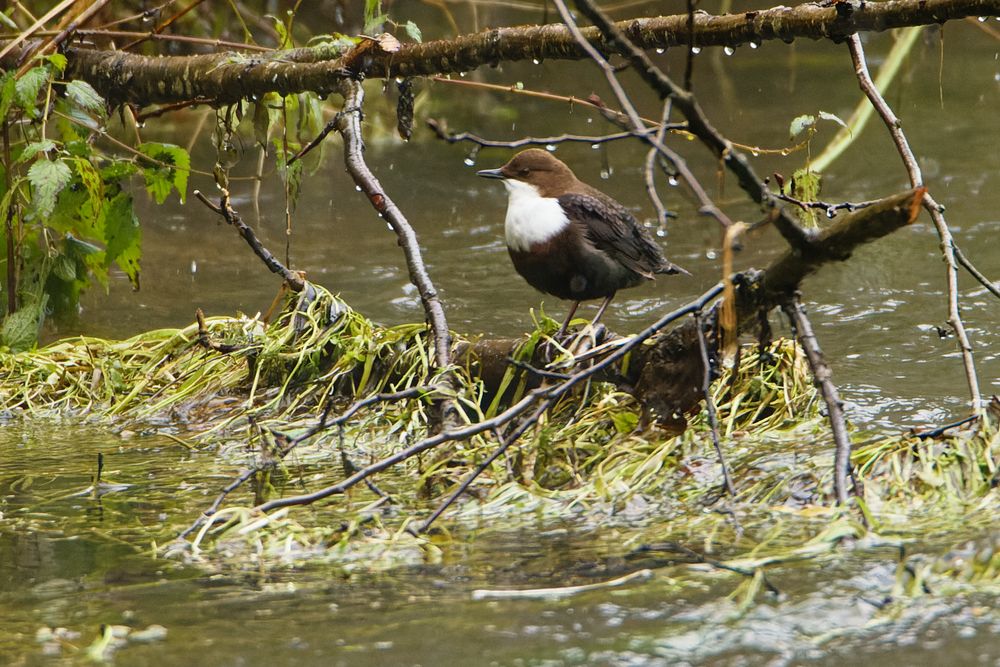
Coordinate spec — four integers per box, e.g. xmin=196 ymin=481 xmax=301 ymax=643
xmin=1 ymin=285 xmax=997 ymax=603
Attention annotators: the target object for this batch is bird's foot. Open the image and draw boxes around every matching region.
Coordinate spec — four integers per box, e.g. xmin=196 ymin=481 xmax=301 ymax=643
xmin=544 ymin=323 xmax=609 ymax=369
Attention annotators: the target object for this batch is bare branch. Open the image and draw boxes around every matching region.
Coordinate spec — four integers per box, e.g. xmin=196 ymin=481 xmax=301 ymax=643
xmin=781 ymin=295 xmax=855 ymax=506
xmin=846 ymin=34 xmax=982 ymax=411
xmin=193 ymin=189 xmax=306 ymax=292
xmin=694 ymin=311 xmax=736 ymax=497
xmin=335 ymin=80 xmax=453 ymax=370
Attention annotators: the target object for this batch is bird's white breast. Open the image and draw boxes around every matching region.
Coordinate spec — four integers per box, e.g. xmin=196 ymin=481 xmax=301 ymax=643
xmin=502 ymin=179 xmax=570 ymax=252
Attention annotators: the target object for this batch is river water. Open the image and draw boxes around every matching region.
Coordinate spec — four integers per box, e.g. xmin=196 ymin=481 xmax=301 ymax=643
xmin=2 ymin=1 xmax=999 ymax=664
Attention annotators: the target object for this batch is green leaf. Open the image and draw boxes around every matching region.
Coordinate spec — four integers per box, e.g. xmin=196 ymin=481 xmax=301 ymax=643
xmin=27 ymin=158 xmax=72 ymax=218
xmin=15 ymin=66 xmax=49 ymax=116
xmin=274 ymin=136 xmax=304 ymax=211
xmin=789 ymin=114 xmax=816 ymax=140
xmin=71 ymin=157 xmax=104 ymax=231
xmin=17 ymin=139 xmax=57 ymax=163
xmin=103 ymin=193 xmax=141 ymax=288
xmin=139 ymin=142 xmax=190 ymax=204
xmin=403 ymin=21 xmax=422 ymax=43
xmin=268 ymin=14 xmax=291 ymax=49
xmin=65 ymin=80 xmax=106 ymax=116
xmin=0 ymin=72 xmax=16 ymax=120
xmin=1 ymin=302 xmax=44 ymax=352
xmin=818 ymin=110 xmax=849 ymax=131
xmin=52 ymin=252 xmax=77 ymax=281
xmin=611 ymin=411 xmax=639 ymax=434
xmin=42 ymin=53 xmax=67 ymax=74
xmin=363 ymin=0 xmax=387 ymax=35
xmin=100 ymin=161 xmax=138 ymax=185
xmin=0 ymin=11 xmax=18 ymax=31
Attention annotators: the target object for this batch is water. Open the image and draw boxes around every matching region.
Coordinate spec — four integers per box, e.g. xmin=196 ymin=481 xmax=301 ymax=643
xmin=5 ymin=2 xmax=1000 ymax=665
xmin=68 ymin=32 xmax=998 ymax=430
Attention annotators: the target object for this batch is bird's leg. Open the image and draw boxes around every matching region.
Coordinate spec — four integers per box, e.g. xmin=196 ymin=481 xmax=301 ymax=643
xmin=555 ymin=301 xmax=581 ymax=339
xmin=588 ymin=295 xmax=615 ymax=330
xmin=564 ymin=295 xmax=615 ymax=360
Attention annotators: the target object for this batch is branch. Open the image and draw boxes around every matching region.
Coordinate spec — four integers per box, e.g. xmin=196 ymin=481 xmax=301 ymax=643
xmin=554 ymin=0 xmax=734 ymax=230
xmin=781 ymin=296 xmax=855 ymax=505
xmin=846 ymin=34 xmax=982 ymax=411
xmin=2 ymin=0 xmax=996 ymax=105
xmin=193 ymin=189 xmax=306 ymax=292
xmin=573 ymin=0 xmax=811 ymax=245
xmin=335 ymin=79 xmax=453 ymax=370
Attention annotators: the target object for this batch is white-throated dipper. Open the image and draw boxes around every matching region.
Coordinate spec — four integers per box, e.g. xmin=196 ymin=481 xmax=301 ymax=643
xmin=477 ymin=149 xmax=687 ymax=335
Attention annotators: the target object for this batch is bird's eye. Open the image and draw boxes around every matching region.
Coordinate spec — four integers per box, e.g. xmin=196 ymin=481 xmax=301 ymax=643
xmin=518 ymin=168 xmax=530 ymax=176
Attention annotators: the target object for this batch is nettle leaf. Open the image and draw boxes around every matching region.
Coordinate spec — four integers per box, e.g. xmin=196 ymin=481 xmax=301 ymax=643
xmin=15 ymin=66 xmax=49 ymax=116
xmin=103 ymin=193 xmax=141 ymax=288
xmin=1 ymin=300 xmax=45 ymax=352
xmin=65 ymin=80 xmax=106 ymax=116
xmin=403 ymin=21 xmax=422 ymax=43
xmin=100 ymin=161 xmax=138 ymax=186
xmin=71 ymin=158 xmax=105 ymax=231
xmin=789 ymin=114 xmax=816 ymax=140
xmin=51 ymin=252 xmax=78 ymax=281
xmin=27 ymin=158 xmax=72 ymax=218
xmin=17 ymin=139 xmax=57 ymax=163
xmin=0 ymin=72 xmax=16 ymax=120
xmin=139 ymin=142 xmax=190 ymax=204
xmin=65 ymin=234 xmax=107 ymax=288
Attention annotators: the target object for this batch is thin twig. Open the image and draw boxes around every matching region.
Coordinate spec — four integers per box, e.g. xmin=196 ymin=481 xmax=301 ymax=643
xmin=781 ymin=295 xmax=854 ymax=506
xmin=644 ymin=98 xmax=678 ymax=230
xmin=573 ymin=0 xmax=816 ymax=245
xmin=629 ymin=542 xmax=780 ymax=596
xmin=773 ymin=189 xmax=879 ymax=216
xmin=954 ymin=245 xmax=1000 ymax=300
xmin=193 ymin=189 xmax=306 ymax=291
xmin=553 ymin=0 xmax=733 ymax=230
xmin=120 ymin=0 xmax=210 ymax=51
xmin=911 ymin=414 xmax=980 ymax=439
xmin=426 ymin=117 xmax=664 ymax=150
xmin=847 ymin=34 xmax=981 ymax=411
xmin=694 ymin=311 xmax=736 ymax=497
xmin=417 ymin=397 xmax=552 ymax=533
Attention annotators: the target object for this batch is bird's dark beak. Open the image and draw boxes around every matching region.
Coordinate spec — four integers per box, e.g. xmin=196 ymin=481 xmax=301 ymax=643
xmin=476 ymin=167 xmax=505 ymax=179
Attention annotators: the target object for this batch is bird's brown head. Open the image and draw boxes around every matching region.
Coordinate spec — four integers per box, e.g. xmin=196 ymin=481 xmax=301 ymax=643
xmin=476 ymin=149 xmax=580 ymax=197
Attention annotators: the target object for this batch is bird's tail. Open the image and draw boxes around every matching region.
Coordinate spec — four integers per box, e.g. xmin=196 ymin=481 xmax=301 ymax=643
xmin=657 ymin=260 xmax=691 ymax=276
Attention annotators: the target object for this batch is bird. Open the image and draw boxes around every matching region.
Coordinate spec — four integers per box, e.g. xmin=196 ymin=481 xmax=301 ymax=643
xmin=476 ymin=148 xmax=687 ymax=337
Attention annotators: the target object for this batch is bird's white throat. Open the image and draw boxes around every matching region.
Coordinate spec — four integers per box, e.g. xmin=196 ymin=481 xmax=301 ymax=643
xmin=502 ymin=179 xmax=570 ymax=252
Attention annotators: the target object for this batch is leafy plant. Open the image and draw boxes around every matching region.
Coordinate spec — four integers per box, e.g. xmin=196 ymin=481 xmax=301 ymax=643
xmin=0 ymin=57 xmax=190 ymax=350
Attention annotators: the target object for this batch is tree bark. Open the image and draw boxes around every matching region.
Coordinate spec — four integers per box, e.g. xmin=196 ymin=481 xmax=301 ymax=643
xmin=1 ymin=0 xmax=995 ymax=107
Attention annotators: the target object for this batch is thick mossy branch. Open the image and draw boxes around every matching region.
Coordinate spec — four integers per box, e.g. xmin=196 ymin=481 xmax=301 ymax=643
xmin=1 ymin=0 xmax=995 ymax=106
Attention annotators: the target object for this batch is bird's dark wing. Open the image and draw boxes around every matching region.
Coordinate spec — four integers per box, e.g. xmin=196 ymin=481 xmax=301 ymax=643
xmin=557 ymin=193 xmax=674 ymax=278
